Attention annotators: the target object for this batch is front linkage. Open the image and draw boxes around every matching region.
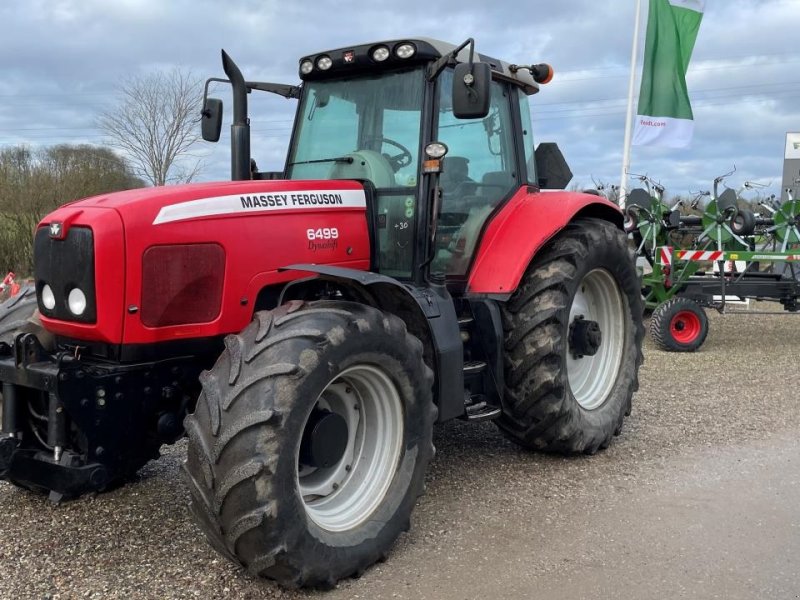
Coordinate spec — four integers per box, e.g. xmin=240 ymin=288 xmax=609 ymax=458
xmin=0 ymin=333 xmax=203 ymax=502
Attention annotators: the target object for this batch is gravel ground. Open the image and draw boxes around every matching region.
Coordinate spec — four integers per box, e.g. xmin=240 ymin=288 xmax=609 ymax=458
xmin=1 ymin=306 xmax=800 ymax=599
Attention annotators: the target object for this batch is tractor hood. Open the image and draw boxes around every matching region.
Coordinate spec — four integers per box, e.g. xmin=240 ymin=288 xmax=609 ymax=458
xmin=36 ymin=179 xmax=371 ymax=346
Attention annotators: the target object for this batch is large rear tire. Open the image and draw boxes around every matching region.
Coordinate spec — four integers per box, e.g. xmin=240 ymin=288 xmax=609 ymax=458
xmin=183 ymin=300 xmax=435 ymax=588
xmin=497 ymin=218 xmax=644 ymax=453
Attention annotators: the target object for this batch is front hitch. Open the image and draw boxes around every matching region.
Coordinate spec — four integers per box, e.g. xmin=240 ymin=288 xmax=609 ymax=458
xmin=0 ymin=331 xmax=206 ymax=500
xmin=6 ymin=447 xmax=110 ymax=503
xmin=0 ymin=435 xmax=19 ymax=478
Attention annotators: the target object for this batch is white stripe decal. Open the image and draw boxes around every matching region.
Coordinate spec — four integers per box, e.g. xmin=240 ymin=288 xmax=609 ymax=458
xmin=152 ymin=189 xmax=367 ymax=225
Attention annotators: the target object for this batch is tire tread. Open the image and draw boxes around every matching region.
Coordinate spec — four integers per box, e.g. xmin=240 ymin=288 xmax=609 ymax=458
xmin=497 ymin=218 xmax=644 ymax=453
xmin=183 ymin=300 xmax=434 ymax=588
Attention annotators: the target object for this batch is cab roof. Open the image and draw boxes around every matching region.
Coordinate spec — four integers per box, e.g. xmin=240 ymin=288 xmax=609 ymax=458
xmin=299 ymin=37 xmax=541 ymax=95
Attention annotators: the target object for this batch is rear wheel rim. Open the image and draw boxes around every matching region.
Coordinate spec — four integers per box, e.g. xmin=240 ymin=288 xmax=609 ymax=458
xmin=567 ymin=268 xmax=626 ymax=410
xmin=669 ymin=310 xmax=702 ymax=344
xmin=297 ymin=364 xmax=404 ymax=532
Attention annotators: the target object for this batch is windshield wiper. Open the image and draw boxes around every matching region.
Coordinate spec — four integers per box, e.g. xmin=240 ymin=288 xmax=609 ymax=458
xmin=287 ymin=156 xmax=354 ymax=166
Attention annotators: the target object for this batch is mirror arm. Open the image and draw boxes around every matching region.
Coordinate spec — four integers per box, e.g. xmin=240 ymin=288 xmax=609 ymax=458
xmin=427 ymin=37 xmax=475 ymax=81
xmin=203 ymin=78 xmax=300 ymax=106
xmin=245 ymin=81 xmax=302 ymax=99
xmin=202 ymin=77 xmax=229 ymax=111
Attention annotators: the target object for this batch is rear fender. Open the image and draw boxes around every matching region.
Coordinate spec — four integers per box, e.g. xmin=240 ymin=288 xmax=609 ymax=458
xmin=280 ymin=265 xmax=464 ymax=422
xmin=467 ymin=189 xmax=623 ymax=297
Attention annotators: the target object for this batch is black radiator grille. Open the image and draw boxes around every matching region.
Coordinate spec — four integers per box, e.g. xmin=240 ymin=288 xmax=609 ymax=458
xmin=34 ymin=225 xmax=97 ymax=324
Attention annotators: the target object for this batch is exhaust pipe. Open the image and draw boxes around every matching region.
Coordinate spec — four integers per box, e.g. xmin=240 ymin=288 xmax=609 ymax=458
xmin=221 ymin=50 xmax=251 ymax=181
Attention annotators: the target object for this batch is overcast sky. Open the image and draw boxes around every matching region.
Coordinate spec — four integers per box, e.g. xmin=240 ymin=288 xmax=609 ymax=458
xmin=1 ymin=0 xmax=798 ymax=200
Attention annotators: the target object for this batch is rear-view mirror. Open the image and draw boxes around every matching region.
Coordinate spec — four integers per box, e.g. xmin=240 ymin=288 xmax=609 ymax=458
xmin=452 ymin=62 xmax=491 ymax=119
xmin=201 ymin=98 xmax=223 ymax=142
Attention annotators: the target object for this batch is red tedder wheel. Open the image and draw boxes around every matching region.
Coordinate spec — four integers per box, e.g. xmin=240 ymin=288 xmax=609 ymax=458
xmin=669 ymin=310 xmax=702 ymax=344
xmin=650 ymin=297 xmax=709 ymax=352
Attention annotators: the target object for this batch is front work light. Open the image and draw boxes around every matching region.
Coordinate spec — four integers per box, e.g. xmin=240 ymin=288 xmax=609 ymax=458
xmin=300 ymin=60 xmax=314 ymax=75
xmin=316 ymin=55 xmax=333 ymax=71
xmin=371 ymin=46 xmax=390 ymax=62
xmin=424 ymin=142 xmax=448 ymax=159
xmin=395 ymin=43 xmax=416 ymax=59
xmin=423 ymin=142 xmax=448 ymax=174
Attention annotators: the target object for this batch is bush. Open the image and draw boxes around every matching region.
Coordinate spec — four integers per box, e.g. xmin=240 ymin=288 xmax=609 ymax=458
xmin=0 ymin=145 xmax=143 ymax=274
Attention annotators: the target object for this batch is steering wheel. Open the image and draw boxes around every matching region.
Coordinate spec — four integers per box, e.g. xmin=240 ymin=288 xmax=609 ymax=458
xmin=366 ymin=136 xmax=413 ymax=172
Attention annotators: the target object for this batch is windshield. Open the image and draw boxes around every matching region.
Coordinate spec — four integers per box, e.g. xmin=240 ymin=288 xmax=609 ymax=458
xmin=286 ymin=68 xmax=425 ymax=190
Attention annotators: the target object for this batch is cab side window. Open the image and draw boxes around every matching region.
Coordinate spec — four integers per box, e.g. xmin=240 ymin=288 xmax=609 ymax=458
xmin=434 ymin=70 xmax=518 ymax=276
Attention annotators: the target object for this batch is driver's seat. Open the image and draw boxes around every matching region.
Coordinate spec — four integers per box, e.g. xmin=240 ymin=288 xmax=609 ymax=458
xmin=328 ymin=150 xmax=396 ymax=189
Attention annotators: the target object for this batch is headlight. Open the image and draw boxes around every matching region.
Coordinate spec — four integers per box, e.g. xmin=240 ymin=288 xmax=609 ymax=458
xmin=68 ymin=288 xmax=87 ymax=316
xmin=371 ymin=46 xmax=390 ymax=62
xmin=299 ymin=60 xmax=314 ymax=75
xmin=395 ymin=43 xmax=416 ymax=59
xmin=41 ymin=284 xmax=56 ymax=310
xmin=316 ymin=55 xmax=332 ymax=71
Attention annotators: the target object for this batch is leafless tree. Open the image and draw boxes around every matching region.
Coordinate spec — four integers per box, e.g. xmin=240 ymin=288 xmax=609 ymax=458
xmin=99 ymin=69 xmax=203 ymax=186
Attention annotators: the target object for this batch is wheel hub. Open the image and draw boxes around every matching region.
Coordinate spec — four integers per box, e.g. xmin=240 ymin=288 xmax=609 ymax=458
xmin=569 ymin=315 xmax=602 ymax=358
xmin=297 ymin=365 xmax=404 ymax=532
xmin=669 ymin=310 xmax=701 ymax=344
xmin=566 ymin=269 xmax=625 ymax=410
xmin=299 ymin=409 xmax=349 ymax=469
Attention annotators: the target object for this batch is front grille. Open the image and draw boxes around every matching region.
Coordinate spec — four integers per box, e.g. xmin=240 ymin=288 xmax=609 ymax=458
xmin=34 ymin=226 xmax=97 ymax=324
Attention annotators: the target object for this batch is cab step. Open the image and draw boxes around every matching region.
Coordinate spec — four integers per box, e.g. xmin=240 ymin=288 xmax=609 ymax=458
xmin=463 ymin=394 xmax=501 ymax=422
xmin=463 ymin=360 xmax=486 ymax=375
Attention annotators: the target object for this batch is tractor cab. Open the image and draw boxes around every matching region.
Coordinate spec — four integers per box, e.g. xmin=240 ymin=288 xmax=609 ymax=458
xmin=202 ymin=38 xmax=566 ymax=282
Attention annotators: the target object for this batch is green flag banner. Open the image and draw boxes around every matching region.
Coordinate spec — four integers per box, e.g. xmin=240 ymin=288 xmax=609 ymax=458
xmin=633 ymin=0 xmax=704 ymax=148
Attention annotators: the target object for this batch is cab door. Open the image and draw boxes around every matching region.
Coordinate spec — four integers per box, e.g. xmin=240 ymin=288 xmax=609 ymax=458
xmin=432 ymin=72 xmax=522 ymax=276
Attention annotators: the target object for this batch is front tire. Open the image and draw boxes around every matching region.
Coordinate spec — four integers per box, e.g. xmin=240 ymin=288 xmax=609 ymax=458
xmin=497 ymin=218 xmax=644 ymax=453
xmin=183 ymin=301 xmax=435 ymax=588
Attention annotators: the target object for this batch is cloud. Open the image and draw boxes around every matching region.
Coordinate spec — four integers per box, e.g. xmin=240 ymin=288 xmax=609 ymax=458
xmin=0 ymin=0 xmax=798 ymax=198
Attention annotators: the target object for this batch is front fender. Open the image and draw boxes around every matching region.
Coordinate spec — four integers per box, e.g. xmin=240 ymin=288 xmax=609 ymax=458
xmin=467 ymin=189 xmax=623 ymax=297
xmin=280 ymin=264 xmax=465 ymax=422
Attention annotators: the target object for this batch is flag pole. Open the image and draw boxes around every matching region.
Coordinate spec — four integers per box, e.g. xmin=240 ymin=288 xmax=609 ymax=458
xmin=620 ymin=0 xmax=643 ymax=208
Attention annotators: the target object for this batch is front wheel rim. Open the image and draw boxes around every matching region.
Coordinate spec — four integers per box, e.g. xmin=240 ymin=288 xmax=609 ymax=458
xmin=567 ymin=268 xmax=626 ymax=410
xmin=297 ymin=364 xmax=404 ymax=532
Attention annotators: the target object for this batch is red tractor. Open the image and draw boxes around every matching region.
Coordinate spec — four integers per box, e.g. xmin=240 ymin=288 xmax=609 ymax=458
xmin=0 ymin=38 xmax=643 ymax=587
